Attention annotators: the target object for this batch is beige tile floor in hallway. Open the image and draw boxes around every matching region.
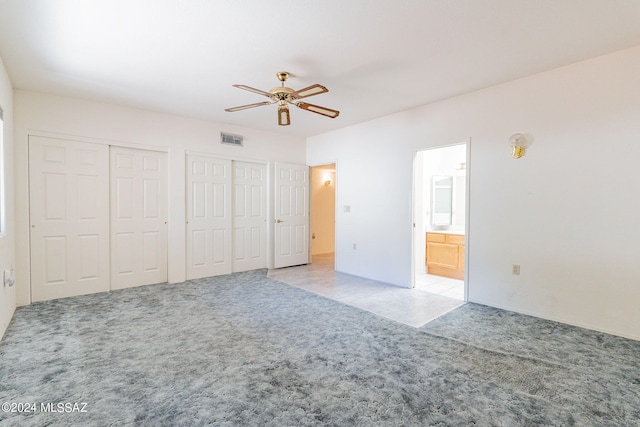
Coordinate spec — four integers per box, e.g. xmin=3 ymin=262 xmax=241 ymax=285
xmin=414 ymin=272 xmax=465 ymax=300
xmin=268 ymin=253 xmax=465 ymax=328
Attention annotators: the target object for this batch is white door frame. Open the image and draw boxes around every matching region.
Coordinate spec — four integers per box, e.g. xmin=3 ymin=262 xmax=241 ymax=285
xmin=411 ymin=140 xmax=471 ymax=301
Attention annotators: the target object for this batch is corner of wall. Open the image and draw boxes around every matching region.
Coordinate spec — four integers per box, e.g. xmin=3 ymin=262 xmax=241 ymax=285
xmin=0 ymin=54 xmax=16 ymax=340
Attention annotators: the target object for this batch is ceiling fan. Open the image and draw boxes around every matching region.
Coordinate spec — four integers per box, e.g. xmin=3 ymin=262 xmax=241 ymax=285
xmin=225 ymin=72 xmax=340 ymax=126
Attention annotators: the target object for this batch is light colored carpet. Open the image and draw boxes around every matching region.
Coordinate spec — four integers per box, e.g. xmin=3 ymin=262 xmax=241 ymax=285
xmin=1 ymin=269 xmax=639 ymax=426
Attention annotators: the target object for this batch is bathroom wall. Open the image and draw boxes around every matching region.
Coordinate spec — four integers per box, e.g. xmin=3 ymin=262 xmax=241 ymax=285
xmin=421 ymin=144 xmax=467 ymax=233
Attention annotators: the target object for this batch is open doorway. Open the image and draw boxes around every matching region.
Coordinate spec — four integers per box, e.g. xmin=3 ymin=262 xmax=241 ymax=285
xmin=310 ymin=164 xmax=336 ymax=267
xmin=413 ymin=144 xmax=467 ymax=301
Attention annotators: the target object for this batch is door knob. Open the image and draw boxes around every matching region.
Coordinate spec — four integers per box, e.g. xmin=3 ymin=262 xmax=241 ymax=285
xmin=275 ymin=219 xmax=283 ymax=223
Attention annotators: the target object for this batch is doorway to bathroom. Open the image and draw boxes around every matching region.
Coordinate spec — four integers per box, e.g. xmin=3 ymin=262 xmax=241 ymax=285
xmin=413 ymin=143 xmax=468 ymax=301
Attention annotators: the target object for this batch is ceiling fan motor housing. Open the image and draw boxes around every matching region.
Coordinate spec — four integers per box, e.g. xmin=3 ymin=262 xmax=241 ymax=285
xmin=270 ymin=86 xmax=296 ymax=105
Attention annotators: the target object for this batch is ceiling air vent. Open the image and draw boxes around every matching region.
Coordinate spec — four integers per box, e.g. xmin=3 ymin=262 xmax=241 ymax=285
xmin=220 ymin=132 xmax=243 ymax=147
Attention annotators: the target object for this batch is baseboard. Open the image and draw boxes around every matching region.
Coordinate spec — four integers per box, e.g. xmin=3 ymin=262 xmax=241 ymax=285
xmin=468 ymin=298 xmax=640 ymax=342
xmin=0 ymin=304 xmax=16 ymax=342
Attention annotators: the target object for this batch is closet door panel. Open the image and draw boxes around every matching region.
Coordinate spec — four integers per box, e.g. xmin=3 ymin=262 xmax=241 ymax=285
xmin=186 ymin=155 xmax=232 ymax=279
xmin=186 ymin=157 xmax=266 ymax=279
xmin=233 ymin=161 xmax=266 ymax=272
xmin=110 ymin=147 xmax=168 ymax=290
xmin=29 ymin=136 xmax=110 ymax=302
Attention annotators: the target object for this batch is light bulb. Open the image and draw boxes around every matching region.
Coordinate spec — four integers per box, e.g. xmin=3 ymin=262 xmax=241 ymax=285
xmin=509 ymin=133 xmax=526 ymax=158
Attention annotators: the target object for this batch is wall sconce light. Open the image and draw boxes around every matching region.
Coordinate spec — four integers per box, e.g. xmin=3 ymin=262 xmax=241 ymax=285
xmin=509 ymin=133 xmax=526 ymax=159
xmin=322 ymin=172 xmax=332 ymax=186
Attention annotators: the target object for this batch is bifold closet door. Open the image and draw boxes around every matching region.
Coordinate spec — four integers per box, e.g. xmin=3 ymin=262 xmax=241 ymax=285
xmin=233 ymin=161 xmax=267 ymax=272
xmin=29 ymin=136 xmax=110 ymax=302
xmin=186 ymin=155 xmax=233 ymax=279
xmin=110 ymin=147 xmax=168 ymax=290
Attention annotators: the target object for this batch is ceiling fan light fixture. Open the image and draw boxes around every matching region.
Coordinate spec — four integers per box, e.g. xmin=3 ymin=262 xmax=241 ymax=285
xmin=278 ymin=106 xmax=290 ymax=126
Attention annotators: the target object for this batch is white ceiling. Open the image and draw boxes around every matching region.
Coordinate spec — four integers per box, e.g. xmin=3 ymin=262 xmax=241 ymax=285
xmin=1 ymin=0 xmax=640 ymax=138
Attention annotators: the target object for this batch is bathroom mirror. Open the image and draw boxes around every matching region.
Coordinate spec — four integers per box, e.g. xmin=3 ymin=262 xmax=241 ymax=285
xmin=431 ymin=175 xmax=453 ymax=227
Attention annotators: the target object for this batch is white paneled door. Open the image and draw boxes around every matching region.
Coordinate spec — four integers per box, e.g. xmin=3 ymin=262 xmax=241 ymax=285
xmin=110 ymin=147 xmax=168 ymax=290
xmin=233 ymin=161 xmax=267 ymax=272
xmin=29 ymin=136 xmax=110 ymax=302
xmin=186 ymin=155 xmax=233 ymax=279
xmin=274 ymin=162 xmax=310 ymax=268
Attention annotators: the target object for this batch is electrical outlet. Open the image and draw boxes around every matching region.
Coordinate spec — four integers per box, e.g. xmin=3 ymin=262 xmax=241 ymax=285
xmin=512 ymin=264 xmax=521 ymax=275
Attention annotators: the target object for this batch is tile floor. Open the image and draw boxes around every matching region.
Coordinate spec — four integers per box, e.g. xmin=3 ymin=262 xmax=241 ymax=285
xmin=414 ymin=271 xmax=465 ymax=300
xmin=268 ymin=253 xmax=465 ymax=328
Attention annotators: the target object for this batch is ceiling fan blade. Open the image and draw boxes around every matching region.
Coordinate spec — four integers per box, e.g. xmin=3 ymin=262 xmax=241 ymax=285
xmin=278 ymin=105 xmax=291 ymax=126
xmin=294 ymin=84 xmax=328 ymax=99
xmin=232 ymin=84 xmax=271 ymax=97
xmin=225 ymin=101 xmax=273 ymax=112
xmin=296 ymin=102 xmax=340 ymax=118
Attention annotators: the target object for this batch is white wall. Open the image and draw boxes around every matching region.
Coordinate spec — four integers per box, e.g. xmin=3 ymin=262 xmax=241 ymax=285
xmin=0 ymin=56 xmax=14 ymax=339
xmin=307 ymin=45 xmax=640 ymax=340
xmin=14 ymin=90 xmax=306 ymax=306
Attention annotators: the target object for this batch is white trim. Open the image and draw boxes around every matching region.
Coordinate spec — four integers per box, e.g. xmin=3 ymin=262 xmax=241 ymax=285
xmin=25 ymin=129 xmax=167 ymax=153
xmin=463 ymin=138 xmax=471 ymax=302
xmin=468 ymin=297 xmax=640 ymax=342
xmin=184 ymin=149 xmax=268 ymax=165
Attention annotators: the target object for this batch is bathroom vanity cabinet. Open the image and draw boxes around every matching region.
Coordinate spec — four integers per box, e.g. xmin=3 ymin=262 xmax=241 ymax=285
xmin=426 ymin=232 xmax=465 ymax=280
